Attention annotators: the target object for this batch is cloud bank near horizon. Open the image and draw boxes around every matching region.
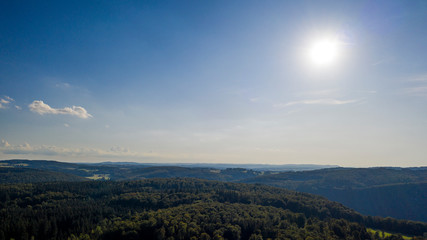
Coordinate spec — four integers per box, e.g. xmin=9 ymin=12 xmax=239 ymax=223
xmin=0 ymin=139 xmax=146 ymax=159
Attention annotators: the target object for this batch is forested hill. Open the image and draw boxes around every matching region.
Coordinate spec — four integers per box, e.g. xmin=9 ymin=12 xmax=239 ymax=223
xmin=0 ymin=168 xmax=87 ymax=183
xmin=1 ymin=178 xmax=426 ymax=240
xmin=240 ymin=167 xmax=426 ymax=189
xmin=0 ymin=159 xmax=337 ymax=181
xmin=240 ymin=167 xmax=427 ymax=222
xmin=0 ymin=159 xmax=266 ymax=181
xmin=1 ymin=160 xmax=426 ymax=223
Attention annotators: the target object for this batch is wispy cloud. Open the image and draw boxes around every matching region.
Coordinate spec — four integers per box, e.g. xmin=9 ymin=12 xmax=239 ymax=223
xmin=29 ymin=100 xmax=92 ymax=119
xmin=55 ymin=82 xmax=71 ymax=89
xmin=110 ymin=146 xmax=130 ymax=153
xmin=0 ymin=139 xmax=245 ymax=162
xmin=297 ymin=89 xmax=339 ymax=97
xmin=1 ymin=139 xmax=10 ymax=148
xmin=0 ymin=139 xmax=141 ymax=159
xmin=407 ymin=74 xmax=427 ymax=83
xmin=404 ymin=74 xmax=427 ymax=96
xmin=364 ymin=90 xmax=377 ymax=94
xmin=0 ymin=96 xmax=14 ymax=109
xmin=0 ymin=139 xmax=207 ymax=162
xmin=371 ymin=57 xmax=394 ymax=66
xmin=403 ymin=86 xmax=427 ymax=97
xmin=49 ymin=79 xmax=91 ymax=95
xmin=249 ymin=97 xmax=260 ymax=103
xmin=274 ymin=98 xmax=360 ymax=108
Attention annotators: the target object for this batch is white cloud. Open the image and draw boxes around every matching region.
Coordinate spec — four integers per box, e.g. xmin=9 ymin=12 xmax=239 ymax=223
xmin=64 ymin=123 xmax=70 ymax=128
xmin=1 ymin=139 xmax=10 ymax=148
xmin=0 ymin=96 xmax=14 ymax=109
xmin=274 ymin=98 xmax=360 ymax=108
xmin=4 ymin=96 xmax=14 ymax=101
xmin=0 ymin=101 xmax=8 ymax=109
xmin=28 ymin=100 xmax=93 ymax=119
xmin=249 ymin=97 xmax=260 ymax=103
xmin=55 ymin=82 xmax=71 ymax=89
xmin=15 ymin=105 xmax=22 ymax=110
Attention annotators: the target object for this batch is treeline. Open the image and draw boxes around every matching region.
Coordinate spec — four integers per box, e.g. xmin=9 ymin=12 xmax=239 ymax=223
xmin=0 ymin=178 xmax=426 ymax=240
xmin=89 ymin=203 xmax=371 ymax=240
xmin=0 ymin=168 xmax=87 ymax=183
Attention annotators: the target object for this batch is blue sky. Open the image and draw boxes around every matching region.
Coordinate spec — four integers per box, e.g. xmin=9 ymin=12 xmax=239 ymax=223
xmin=1 ymin=0 xmax=427 ymax=166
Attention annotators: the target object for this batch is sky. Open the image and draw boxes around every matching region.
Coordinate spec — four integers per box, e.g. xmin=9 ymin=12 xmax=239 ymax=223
xmin=1 ymin=0 xmax=427 ymax=167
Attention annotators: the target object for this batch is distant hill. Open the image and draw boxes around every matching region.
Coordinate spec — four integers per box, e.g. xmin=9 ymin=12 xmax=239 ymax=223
xmin=113 ymin=166 xmax=264 ymax=181
xmin=0 ymin=159 xmax=338 ymax=176
xmin=325 ymin=182 xmax=427 ymax=222
xmin=0 ymin=159 xmax=267 ymax=181
xmin=0 ymin=168 xmax=87 ymax=183
xmin=113 ymin=162 xmax=340 ymax=171
xmin=241 ymin=167 xmax=426 ymax=189
xmin=0 ymin=159 xmax=144 ymax=180
xmin=240 ymin=167 xmax=427 ymax=222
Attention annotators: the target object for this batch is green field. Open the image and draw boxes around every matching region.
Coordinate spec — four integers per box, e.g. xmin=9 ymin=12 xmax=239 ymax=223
xmin=367 ymin=228 xmax=412 ymax=240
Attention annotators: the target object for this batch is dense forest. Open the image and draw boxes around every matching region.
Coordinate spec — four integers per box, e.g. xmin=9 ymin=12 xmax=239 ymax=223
xmin=241 ymin=167 xmax=427 ymax=190
xmin=240 ymin=168 xmax=427 ymax=222
xmin=1 ymin=160 xmax=426 ymax=223
xmin=1 ymin=178 xmax=426 ymax=240
xmin=0 ymin=168 xmax=87 ymax=183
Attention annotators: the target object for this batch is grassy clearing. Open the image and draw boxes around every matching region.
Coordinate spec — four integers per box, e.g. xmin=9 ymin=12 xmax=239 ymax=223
xmin=0 ymin=163 xmax=13 ymax=168
xmin=86 ymin=174 xmax=110 ymax=180
xmin=367 ymin=228 xmax=412 ymax=239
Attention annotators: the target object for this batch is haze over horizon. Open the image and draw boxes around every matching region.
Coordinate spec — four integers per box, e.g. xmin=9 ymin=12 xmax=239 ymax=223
xmin=1 ymin=1 xmax=427 ymax=167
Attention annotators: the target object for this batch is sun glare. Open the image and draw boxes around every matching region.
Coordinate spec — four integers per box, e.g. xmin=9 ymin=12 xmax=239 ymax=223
xmin=308 ymin=38 xmax=340 ymax=67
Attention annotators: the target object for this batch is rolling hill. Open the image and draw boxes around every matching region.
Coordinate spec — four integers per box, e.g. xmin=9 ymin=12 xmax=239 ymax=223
xmin=1 ymin=159 xmax=426 ymax=223
xmin=240 ymin=167 xmax=427 ymax=222
xmin=0 ymin=167 xmax=88 ymax=183
xmin=1 ymin=178 xmax=426 ymax=239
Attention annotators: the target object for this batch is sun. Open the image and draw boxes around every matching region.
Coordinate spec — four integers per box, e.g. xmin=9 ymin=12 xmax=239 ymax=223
xmin=308 ymin=38 xmax=340 ymax=67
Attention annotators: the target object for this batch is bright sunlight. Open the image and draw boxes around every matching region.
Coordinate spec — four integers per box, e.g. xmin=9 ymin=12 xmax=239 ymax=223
xmin=308 ymin=38 xmax=340 ymax=67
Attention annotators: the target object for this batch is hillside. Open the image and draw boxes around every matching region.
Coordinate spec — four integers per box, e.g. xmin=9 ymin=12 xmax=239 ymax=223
xmin=1 ymin=178 xmax=426 ymax=240
xmin=241 ymin=167 xmax=426 ymax=189
xmin=0 ymin=168 xmax=88 ymax=183
xmin=241 ymin=167 xmax=427 ymax=222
